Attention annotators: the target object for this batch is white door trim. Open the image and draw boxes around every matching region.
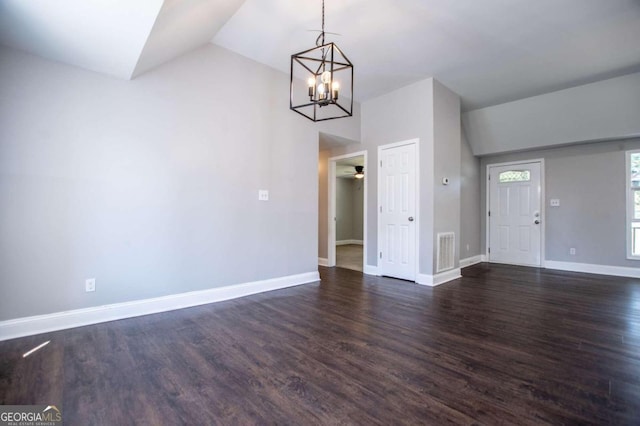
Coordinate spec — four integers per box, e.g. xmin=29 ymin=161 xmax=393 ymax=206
xmin=328 ymin=151 xmax=368 ymax=270
xmin=377 ymin=138 xmax=420 ymax=281
xmin=485 ymin=159 xmax=545 ymax=267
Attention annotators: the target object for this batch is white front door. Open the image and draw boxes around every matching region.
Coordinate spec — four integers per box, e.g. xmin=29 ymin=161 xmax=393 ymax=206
xmin=488 ymin=162 xmax=542 ymax=266
xmin=379 ymin=142 xmax=417 ymax=280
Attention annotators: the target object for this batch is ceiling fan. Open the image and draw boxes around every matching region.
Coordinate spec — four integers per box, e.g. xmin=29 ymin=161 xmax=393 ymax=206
xmin=354 ymin=166 xmax=364 ymax=179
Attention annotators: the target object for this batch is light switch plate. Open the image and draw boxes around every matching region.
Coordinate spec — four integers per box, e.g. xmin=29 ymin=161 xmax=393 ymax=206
xmin=258 ymin=190 xmax=269 ymax=201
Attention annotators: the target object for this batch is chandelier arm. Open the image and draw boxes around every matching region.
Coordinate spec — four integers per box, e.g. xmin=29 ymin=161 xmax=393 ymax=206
xmin=293 ymin=56 xmax=318 ymax=76
xmin=334 ymin=102 xmax=351 ymax=115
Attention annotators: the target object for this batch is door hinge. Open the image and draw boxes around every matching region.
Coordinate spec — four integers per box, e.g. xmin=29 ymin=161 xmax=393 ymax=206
xmin=380 ymin=160 xmax=382 ymax=167
xmin=379 ymin=252 xmax=382 ymax=259
xmin=488 ymin=247 xmax=491 ymax=254
xmin=488 ymin=210 xmax=491 ymax=217
xmin=379 ymin=206 xmax=382 ymax=213
xmin=488 ymin=174 xmax=491 ymax=180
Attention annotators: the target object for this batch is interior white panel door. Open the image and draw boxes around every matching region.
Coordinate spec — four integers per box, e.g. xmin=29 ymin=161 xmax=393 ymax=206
xmin=379 ymin=143 xmax=417 ymax=280
xmin=489 ymin=162 xmax=542 ymax=266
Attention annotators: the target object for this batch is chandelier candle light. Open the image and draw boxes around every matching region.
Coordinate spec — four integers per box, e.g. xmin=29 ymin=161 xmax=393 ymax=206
xmin=290 ymin=0 xmax=354 ymax=122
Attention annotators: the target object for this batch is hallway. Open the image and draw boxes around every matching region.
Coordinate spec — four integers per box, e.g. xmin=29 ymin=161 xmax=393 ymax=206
xmin=336 ymin=244 xmax=363 ymax=272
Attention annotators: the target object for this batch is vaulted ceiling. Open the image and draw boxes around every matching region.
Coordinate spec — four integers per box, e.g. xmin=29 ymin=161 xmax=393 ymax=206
xmin=0 ymin=0 xmax=245 ymax=79
xmin=2 ymin=0 xmax=639 ymax=111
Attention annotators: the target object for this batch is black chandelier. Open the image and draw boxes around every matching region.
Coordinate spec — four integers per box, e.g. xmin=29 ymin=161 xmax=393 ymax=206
xmin=290 ymin=0 xmax=354 ymax=122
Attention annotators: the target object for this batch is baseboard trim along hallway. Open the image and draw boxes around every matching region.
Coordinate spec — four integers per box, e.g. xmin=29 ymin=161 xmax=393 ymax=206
xmin=0 ymin=271 xmax=320 ymax=341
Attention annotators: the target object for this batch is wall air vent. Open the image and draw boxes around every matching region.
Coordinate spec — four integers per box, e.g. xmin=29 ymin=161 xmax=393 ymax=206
xmin=437 ymin=232 xmax=455 ymax=273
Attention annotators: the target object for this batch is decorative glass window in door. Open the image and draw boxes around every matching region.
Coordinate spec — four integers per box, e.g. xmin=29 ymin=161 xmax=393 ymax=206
xmin=498 ymin=170 xmax=530 ymax=183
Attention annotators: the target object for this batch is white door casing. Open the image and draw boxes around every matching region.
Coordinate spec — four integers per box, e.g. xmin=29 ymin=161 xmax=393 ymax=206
xmin=378 ymin=140 xmax=418 ymax=280
xmin=488 ymin=161 xmax=543 ymax=266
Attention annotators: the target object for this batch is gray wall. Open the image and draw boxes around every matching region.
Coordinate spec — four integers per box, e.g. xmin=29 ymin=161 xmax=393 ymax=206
xmin=336 ymin=178 xmax=354 ymax=241
xmin=330 ymin=79 xmax=435 ymax=270
xmin=0 ymin=44 xmax=360 ymax=321
xmin=463 ymin=72 xmax=640 ymax=156
xmin=460 ymin=129 xmax=481 ymax=259
xmin=322 ymin=78 xmax=463 ymax=276
xmin=480 ymin=138 xmax=640 ymax=267
xmin=335 ymin=178 xmax=364 ymax=242
xmin=433 ymin=80 xmax=462 ymax=271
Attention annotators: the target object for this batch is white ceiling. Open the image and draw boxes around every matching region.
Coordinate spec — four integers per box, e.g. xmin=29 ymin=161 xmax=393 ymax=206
xmin=336 ymin=156 xmax=365 ymax=179
xmin=214 ymin=0 xmax=640 ymax=110
xmin=0 ymin=0 xmax=244 ymax=79
xmin=0 ymin=0 xmax=163 ymax=79
xmin=133 ymin=0 xmax=245 ymax=77
xmin=1 ymin=1 xmax=639 ymax=111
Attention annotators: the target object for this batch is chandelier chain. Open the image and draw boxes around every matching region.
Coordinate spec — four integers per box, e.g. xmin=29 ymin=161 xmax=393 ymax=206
xmin=322 ymin=0 xmax=325 ymax=45
xmin=316 ymin=0 xmax=326 ymax=47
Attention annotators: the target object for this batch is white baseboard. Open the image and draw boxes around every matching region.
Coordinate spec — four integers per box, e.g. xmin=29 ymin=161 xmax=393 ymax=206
xmin=364 ymin=264 xmax=380 ymax=276
xmin=481 ymin=254 xmax=488 ymax=262
xmin=365 ymin=266 xmax=461 ymax=285
xmin=336 ymin=239 xmax=363 ymax=246
xmin=545 ymin=261 xmax=640 ymax=279
xmin=460 ymin=255 xmax=483 ymax=268
xmin=0 ymin=271 xmax=320 ymax=342
xmin=416 ymin=268 xmax=462 ymax=287
xmin=318 ymin=257 xmax=329 ymax=267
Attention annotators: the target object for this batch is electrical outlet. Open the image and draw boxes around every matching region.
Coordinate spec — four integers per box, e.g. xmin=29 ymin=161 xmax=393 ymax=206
xmin=85 ymin=278 xmax=96 ymax=292
xmin=258 ymin=190 xmax=269 ymax=201
xmin=550 ymin=199 xmax=560 ymax=207
xmin=466 ymin=244 xmax=470 ymax=252
xmin=569 ymin=248 xmax=576 ymax=255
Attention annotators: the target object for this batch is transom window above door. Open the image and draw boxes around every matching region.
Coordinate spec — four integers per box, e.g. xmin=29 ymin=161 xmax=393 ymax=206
xmin=498 ymin=170 xmax=531 ymax=183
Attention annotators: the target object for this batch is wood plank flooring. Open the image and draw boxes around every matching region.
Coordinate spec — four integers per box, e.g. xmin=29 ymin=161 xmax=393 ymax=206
xmin=336 ymin=244 xmax=363 ymax=272
xmin=2 ymin=263 xmax=640 ymax=424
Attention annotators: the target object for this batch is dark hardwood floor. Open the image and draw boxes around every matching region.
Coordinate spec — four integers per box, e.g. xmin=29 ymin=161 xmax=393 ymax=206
xmin=2 ymin=263 xmax=640 ymax=424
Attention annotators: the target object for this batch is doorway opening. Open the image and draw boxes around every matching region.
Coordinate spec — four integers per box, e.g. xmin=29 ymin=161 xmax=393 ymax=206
xmin=328 ymin=152 xmax=367 ymax=271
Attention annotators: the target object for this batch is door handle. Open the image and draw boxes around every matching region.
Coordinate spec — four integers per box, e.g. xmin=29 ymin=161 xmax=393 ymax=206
xmin=408 ymin=217 xmax=414 ymax=222
xmin=534 ymin=220 xmax=540 ymax=225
